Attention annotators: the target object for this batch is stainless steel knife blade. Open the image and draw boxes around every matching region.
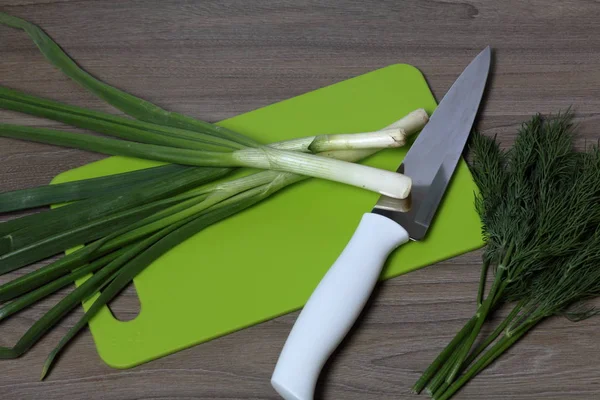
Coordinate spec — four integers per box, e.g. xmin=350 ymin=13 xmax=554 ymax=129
xmin=373 ymin=46 xmax=491 ymax=240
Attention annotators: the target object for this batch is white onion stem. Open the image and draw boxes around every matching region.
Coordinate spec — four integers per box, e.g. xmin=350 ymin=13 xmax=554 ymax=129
xmin=231 ymin=147 xmax=412 ymax=199
xmin=270 ymin=128 xmax=405 ymax=153
xmin=386 ymin=108 xmax=429 ymax=134
xmin=268 ymin=108 xmax=428 ymax=153
xmin=307 ymin=128 xmax=406 ymax=152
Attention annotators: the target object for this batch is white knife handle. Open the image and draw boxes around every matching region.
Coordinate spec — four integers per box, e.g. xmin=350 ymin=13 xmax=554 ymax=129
xmin=271 ymin=212 xmax=410 ymax=400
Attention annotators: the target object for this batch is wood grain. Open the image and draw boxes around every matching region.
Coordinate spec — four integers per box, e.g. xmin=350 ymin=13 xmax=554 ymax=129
xmin=1 ymin=0 xmax=600 ymax=399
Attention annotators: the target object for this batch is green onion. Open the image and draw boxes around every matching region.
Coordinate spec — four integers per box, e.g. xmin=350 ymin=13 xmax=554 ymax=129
xmin=0 ymin=166 xmax=230 ymax=256
xmin=0 ymin=12 xmax=257 ymax=147
xmin=0 ymin=85 xmax=245 ymax=150
xmin=0 ymin=96 xmax=238 ymax=152
xmin=1 ymin=86 xmax=415 ymax=154
xmin=0 ymin=248 xmax=131 ymax=322
xmin=0 ymin=122 xmax=414 ymax=199
xmin=0 ymin=12 xmax=419 ymax=199
xmin=0 ymin=224 xmax=182 ymax=359
xmin=0 ymin=191 xmax=200 ymax=271
xmin=0 ymin=110 xmax=426 ymax=376
xmin=0 ymin=164 xmax=187 ymax=213
xmin=0 ymin=8 xmax=427 ymax=199
xmin=0 ymin=11 xmax=430 ymax=379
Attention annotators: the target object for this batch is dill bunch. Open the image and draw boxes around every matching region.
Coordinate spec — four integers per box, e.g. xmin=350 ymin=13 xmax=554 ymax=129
xmin=413 ymin=111 xmax=600 ymax=399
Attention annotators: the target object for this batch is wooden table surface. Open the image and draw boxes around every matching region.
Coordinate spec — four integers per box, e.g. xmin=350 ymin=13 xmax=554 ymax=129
xmin=1 ymin=1 xmax=600 ymax=399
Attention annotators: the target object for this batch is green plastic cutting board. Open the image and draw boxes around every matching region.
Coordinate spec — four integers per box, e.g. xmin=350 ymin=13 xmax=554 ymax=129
xmin=52 ymin=64 xmax=484 ymax=369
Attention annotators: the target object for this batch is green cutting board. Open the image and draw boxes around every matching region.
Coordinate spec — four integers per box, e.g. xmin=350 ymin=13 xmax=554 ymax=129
xmin=52 ymin=64 xmax=484 ymax=369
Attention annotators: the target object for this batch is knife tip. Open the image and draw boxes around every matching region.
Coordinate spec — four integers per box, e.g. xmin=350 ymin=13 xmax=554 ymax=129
xmin=476 ymin=46 xmax=492 ymax=65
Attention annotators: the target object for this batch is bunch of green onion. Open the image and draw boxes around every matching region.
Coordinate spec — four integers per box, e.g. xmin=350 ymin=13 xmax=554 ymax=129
xmin=413 ymin=111 xmax=600 ymax=399
xmin=0 ymin=13 xmax=428 ymax=378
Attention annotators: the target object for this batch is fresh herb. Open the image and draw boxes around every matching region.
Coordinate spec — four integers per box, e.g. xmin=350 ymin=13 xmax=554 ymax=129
xmin=413 ymin=111 xmax=600 ymax=399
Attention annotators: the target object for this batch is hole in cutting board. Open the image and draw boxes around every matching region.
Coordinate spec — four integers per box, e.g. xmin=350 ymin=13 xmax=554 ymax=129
xmin=106 ymin=281 xmax=141 ymax=322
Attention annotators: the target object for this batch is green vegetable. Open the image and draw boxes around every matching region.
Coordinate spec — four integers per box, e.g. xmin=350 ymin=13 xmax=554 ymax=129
xmin=0 ymin=122 xmax=413 ymax=199
xmin=0 ymin=12 xmax=257 ymax=147
xmin=0 ymin=248 xmax=131 ymax=322
xmin=0 ymin=164 xmax=187 ymax=213
xmin=0 ymin=11 xmax=429 ymax=379
xmin=0 ymin=86 xmax=243 ymax=151
xmin=0 ymin=12 xmax=416 ymax=199
xmin=0 ymin=167 xmax=229 ymax=266
xmin=413 ymin=111 xmax=600 ymax=399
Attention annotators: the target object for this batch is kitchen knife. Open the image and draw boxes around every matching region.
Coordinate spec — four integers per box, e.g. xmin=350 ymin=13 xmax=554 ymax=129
xmin=271 ymin=47 xmax=492 ymax=400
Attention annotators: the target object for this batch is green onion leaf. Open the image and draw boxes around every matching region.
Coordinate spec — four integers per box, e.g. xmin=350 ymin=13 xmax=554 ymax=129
xmin=0 ymin=164 xmax=186 ymax=213
xmin=0 ymin=12 xmax=258 ymax=147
